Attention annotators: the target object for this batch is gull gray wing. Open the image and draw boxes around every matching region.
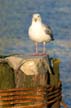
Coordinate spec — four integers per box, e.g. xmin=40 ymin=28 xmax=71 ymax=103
xmin=43 ymin=24 xmax=54 ymax=40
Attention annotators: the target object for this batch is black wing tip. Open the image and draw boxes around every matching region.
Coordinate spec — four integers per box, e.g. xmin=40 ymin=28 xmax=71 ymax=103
xmin=52 ymin=38 xmax=54 ymax=41
xmin=50 ymin=34 xmax=54 ymax=41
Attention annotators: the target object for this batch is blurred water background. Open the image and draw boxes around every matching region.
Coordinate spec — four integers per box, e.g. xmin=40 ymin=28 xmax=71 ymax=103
xmin=0 ymin=0 xmax=71 ymax=107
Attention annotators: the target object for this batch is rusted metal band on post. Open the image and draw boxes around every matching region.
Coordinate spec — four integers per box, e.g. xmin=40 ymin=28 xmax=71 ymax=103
xmin=0 ymin=81 xmax=62 ymax=107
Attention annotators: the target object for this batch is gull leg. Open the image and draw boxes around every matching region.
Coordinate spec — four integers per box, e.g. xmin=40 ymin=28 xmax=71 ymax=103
xmin=43 ymin=42 xmax=46 ymax=53
xmin=32 ymin=42 xmax=39 ymax=56
xmin=35 ymin=42 xmax=38 ymax=54
xmin=42 ymin=42 xmax=47 ymax=56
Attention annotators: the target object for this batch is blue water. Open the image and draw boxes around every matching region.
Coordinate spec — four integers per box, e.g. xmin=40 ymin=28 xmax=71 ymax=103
xmin=0 ymin=0 xmax=71 ymax=107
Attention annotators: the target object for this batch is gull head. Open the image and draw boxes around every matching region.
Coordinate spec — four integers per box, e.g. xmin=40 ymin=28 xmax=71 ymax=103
xmin=32 ymin=13 xmax=42 ymax=23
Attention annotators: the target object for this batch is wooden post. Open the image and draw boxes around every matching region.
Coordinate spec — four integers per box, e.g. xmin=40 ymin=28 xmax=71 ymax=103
xmin=49 ymin=58 xmax=61 ymax=108
xmin=0 ymin=55 xmax=61 ymax=108
xmin=0 ymin=61 xmax=15 ymax=108
xmin=49 ymin=58 xmax=60 ymax=87
xmin=12 ymin=55 xmax=51 ymax=108
xmin=6 ymin=55 xmax=52 ymax=88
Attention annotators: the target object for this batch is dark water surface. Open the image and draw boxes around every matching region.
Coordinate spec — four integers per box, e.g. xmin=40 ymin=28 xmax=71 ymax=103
xmin=0 ymin=0 xmax=71 ymax=107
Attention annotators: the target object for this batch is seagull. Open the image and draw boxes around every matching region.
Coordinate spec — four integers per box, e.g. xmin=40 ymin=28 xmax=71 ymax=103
xmin=28 ymin=13 xmax=54 ymax=55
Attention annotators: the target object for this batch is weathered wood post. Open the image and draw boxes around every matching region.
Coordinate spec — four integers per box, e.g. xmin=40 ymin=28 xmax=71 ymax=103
xmin=6 ymin=54 xmax=61 ymax=108
xmin=0 ymin=60 xmax=15 ymax=108
xmin=49 ymin=58 xmax=61 ymax=108
xmin=0 ymin=54 xmax=62 ymax=108
xmin=7 ymin=55 xmax=51 ymax=108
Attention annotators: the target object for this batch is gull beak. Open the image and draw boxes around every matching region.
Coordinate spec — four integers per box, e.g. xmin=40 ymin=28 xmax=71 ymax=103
xmin=34 ymin=18 xmax=37 ymax=22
